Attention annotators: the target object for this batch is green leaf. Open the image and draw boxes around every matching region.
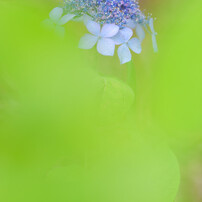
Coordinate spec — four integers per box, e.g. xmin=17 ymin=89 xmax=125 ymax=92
xmin=95 ymin=77 xmax=135 ymax=124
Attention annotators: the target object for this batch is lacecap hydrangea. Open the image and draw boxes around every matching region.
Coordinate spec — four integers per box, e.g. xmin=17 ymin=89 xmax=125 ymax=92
xmin=43 ymin=0 xmax=158 ymax=64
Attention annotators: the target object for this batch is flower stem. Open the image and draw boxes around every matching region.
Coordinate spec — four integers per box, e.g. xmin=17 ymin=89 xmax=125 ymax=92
xmin=127 ymin=60 xmax=135 ymax=87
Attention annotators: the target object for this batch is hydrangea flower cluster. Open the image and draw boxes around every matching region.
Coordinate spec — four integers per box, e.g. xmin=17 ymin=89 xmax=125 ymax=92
xmin=43 ymin=0 xmax=158 ymax=64
xmin=64 ymin=0 xmax=146 ymax=27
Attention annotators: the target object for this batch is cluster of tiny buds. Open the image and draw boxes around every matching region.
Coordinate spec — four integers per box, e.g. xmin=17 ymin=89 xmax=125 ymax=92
xmin=63 ymin=0 xmax=148 ymax=28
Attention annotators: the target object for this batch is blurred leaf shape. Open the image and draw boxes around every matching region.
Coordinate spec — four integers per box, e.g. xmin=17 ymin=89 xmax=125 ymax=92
xmin=96 ymin=77 xmax=134 ymax=124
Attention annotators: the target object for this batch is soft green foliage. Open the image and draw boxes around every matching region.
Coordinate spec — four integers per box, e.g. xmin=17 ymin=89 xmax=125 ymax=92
xmin=0 ymin=0 xmax=201 ymax=201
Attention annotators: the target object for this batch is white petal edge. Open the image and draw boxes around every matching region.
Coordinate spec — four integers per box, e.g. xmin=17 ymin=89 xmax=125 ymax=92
xmin=97 ymin=38 xmax=115 ymax=56
xmin=128 ymin=38 xmax=142 ymax=54
xmin=111 ymin=31 xmax=125 ymax=45
xmin=83 ymin=15 xmax=92 ymax=25
xmin=117 ymin=44 xmax=132 ymax=64
xmin=112 ymin=27 xmax=133 ymax=45
xmin=136 ymin=24 xmax=145 ymax=42
xmin=58 ymin=14 xmax=75 ymax=25
xmin=42 ymin=19 xmax=55 ymax=30
xmin=100 ymin=24 xmax=119 ymax=38
xmin=86 ymin=20 xmax=100 ymax=36
xmin=55 ymin=26 xmax=65 ymax=38
xmin=78 ymin=34 xmax=98 ymax=49
xmin=120 ymin=27 xmax=133 ymax=42
xmin=49 ymin=7 xmax=63 ymax=22
xmin=152 ymin=34 xmax=158 ymax=52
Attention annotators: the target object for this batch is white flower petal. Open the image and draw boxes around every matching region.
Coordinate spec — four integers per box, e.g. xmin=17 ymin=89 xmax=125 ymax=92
xmin=120 ymin=27 xmax=133 ymax=42
xmin=55 ymin=26 xmax=65 ymax=38
xmin=42 ymin=19 xmax=55 ymax=30
xmin=149 ymin=18 xmax=158 ymax=52
xmin=136 ymin=24 xmax=145 ymax=42
xmin=117 ymin=44 xmax=132 ymax=64
xmin=149 ymin=18 xmax=155 ymax=33
xmin=152 ymin=34 xmax=158 ymax=52
xmin=58 ymin=14 xmax=75 ymax=25
xmin=126 ymin=19 xmax=136 ymax=29
xmin=100 ymin=24 xmax=119 ymax=38
xmin=112 ymin=27 xmax=133 ymax=45
xmin=83 ymin=15 xmax=92 ymax=25
xmin=78 ymin=34 xmax=98 ymax=49
xmin=128 ymin=38 xmax=142 ymax=54
xmin=111 ymin=31 xmax=125 ymax=45
xmin=97 ymin=38 xmax=115 ymax=56
xmin=86 ymin=20 xmax=101 ymax=36
xmin=49 ymin=7 xmax=63 ymax=22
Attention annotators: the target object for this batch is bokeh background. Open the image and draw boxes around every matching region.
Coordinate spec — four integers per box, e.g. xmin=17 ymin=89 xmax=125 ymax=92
xmin=0 ymin=0 xmax=201 ymax=201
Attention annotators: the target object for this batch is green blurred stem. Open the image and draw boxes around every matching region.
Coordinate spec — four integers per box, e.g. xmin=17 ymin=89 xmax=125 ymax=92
xmin=127 ymin=60 xmax=135 ymax=86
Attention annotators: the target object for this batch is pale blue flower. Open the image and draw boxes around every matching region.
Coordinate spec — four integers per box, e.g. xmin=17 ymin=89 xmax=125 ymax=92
xmin=79 ymin=21 xmax=119 ymax=56
xmin=42 ymin=7 xmax=75 ymax=37
xmin=112 ymin=28 xmax=142 ymax=64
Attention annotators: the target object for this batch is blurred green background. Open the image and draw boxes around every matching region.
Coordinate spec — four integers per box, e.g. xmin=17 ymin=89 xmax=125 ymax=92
xmin=0 ymin=0 xmax=201 ymax=201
